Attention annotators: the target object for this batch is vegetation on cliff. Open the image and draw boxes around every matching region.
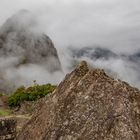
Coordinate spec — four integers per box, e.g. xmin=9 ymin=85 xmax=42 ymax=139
xmin=8 ymin=83 xmax=56 ymax=107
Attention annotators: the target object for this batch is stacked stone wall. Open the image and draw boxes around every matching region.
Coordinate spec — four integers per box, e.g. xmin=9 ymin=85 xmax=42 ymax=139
xmin=0 ymin=119 xmax=16 ymax=140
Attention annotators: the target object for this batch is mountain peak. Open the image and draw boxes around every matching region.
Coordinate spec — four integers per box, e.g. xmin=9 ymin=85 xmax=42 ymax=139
xmin=75 ymin=60 xmax=89 ymax=76
xmin=0 ymin=9 xmax=36 ymax=35
xmin=0 ymin=10 xmax=61 ymax=71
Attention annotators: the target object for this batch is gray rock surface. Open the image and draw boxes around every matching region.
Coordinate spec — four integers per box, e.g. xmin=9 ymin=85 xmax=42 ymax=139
xmin=18 ymin=61 xmax=140 ymax=140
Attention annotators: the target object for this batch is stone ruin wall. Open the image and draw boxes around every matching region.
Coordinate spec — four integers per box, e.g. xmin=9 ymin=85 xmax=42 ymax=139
xmin=0 ymin=118 xmax=16 ymax=140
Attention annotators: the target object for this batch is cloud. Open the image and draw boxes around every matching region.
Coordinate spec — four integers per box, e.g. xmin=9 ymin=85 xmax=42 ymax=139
xmin=0 ymin=0 xmax=140 ymax=54
xmin=69 ymin=46 xmax=140 ymax=88
xmin=5 ymin=64 xmax=63 ymax=87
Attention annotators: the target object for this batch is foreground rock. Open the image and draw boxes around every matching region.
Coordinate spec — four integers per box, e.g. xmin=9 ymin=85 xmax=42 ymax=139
xmin=18 ymin=61 xmax=140 ymax=140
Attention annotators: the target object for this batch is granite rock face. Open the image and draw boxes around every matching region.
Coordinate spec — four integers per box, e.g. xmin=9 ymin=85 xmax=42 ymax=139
xmin=18 ymin=61 xmax=140 ymax=140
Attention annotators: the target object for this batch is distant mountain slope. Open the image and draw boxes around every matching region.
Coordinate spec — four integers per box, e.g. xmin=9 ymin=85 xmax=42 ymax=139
xmin=0 ymin=10 xmax=61 ymax=72
xmin=71 ymin=47 xmax=118 ymax=60
xmin=69 ymin=46 xmax=140 ymax=88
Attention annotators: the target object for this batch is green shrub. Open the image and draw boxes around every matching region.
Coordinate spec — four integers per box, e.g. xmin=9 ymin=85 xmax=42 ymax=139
xmin=0 ymin=109 xmax=11 ymax=116
xmin=8 ymin=84 xmax=56 ymax=107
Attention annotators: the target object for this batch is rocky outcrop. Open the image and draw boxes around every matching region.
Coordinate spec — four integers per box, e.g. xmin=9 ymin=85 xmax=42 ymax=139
xmin=18 ymin=61 xmax=140 ymax=140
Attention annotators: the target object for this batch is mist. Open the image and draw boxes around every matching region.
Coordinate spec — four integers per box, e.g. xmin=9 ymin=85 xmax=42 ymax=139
xmin=0 ymin=0 xmax=140 ymax=52
xmin=0 ymin=0 xmax=140 ymax=91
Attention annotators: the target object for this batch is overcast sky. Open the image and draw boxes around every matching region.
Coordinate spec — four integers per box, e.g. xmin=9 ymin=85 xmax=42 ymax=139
xmin=0 ymin=0 xmax=140 ymax=54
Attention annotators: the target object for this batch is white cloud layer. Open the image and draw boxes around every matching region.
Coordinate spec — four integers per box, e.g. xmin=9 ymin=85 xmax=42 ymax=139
xmin=0 ymin=0 xmax=140 ymax=53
